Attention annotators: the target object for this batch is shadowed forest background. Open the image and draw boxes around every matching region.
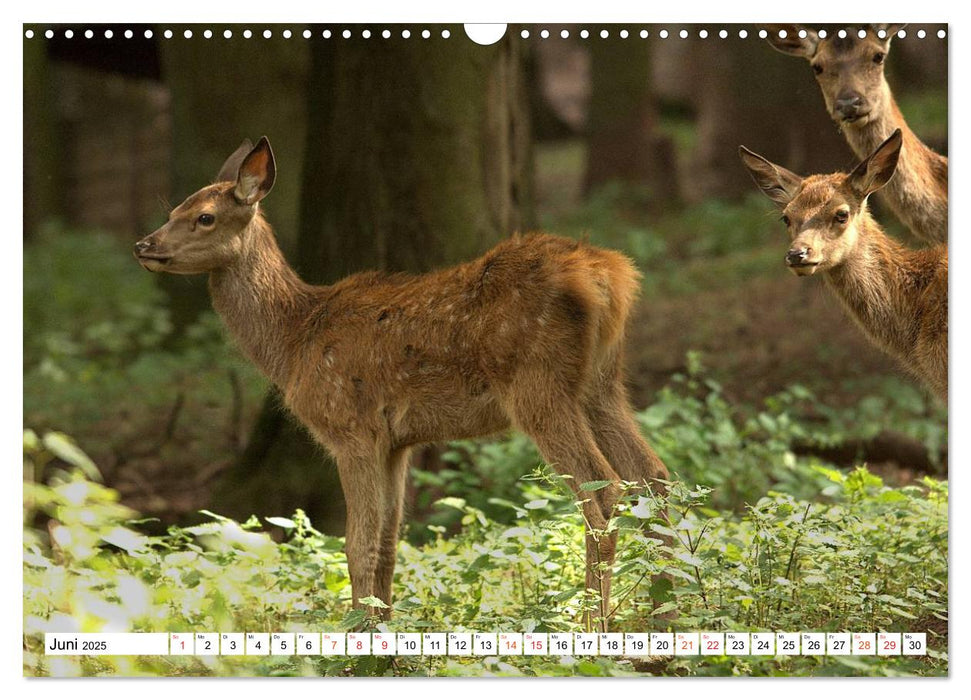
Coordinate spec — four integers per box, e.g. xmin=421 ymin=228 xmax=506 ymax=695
xmin=23 ymin=23 xmax=950 ymax=678
xmin=24 ymin=24 xmax=947 ymax=532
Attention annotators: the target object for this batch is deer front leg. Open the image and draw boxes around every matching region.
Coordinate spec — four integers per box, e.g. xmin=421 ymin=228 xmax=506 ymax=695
xmin=374 ymin=447 xmax=411 ymax=619
xmin=335 ymin=449 xmax=388 ymax=619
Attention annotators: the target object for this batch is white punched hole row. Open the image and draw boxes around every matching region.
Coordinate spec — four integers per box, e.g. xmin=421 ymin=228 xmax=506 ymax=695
xmin=25 ymin=26 xmax=947 ymax=42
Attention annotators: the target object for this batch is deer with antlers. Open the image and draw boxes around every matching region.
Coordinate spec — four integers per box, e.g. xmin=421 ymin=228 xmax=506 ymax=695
xmin=740 ymin=130 xmax=947 ymax=400
xmin=765 ymin=24 xmax=947 ymax=245
xmin=134 ymin=137 xmax=670 ymax=630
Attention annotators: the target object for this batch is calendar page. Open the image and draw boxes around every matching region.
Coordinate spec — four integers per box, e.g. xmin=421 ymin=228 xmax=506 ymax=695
xmin=22 ymin=8 xmax=949 ymax=680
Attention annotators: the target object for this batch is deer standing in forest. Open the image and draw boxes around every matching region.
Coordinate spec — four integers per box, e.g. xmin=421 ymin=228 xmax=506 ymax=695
xmin=765 ymin=24 xmax=948 ymax=245
xmin=740 ymin=130 xmax=947 ymax=400
xmin=134 ymin=137 xmax=670 ymax=631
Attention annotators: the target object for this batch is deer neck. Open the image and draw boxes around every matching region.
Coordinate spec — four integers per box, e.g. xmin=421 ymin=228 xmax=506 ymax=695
xmin=841 ymin=88 xmax=948 ymax=243
xmin=209 ymin=214 xmax=311 ymax=387
xmin=823 ymin=216 xmax=916 ymax=361
xmin=842 ymin=87 xmax=911 ymax=157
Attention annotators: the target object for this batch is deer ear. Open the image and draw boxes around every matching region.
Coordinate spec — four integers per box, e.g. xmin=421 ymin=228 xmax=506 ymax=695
xmin=739 ymin=146 xmax=803 ymax=207
xmin=848 ymin=129 xmax=902 ymax=197
xmin=234 ymin=137 xmax=276 ymax=205
xmin=216 ymin=139 xmax=254 ymax=183
xmin=763 ymin=24 xmax=820 ymax=59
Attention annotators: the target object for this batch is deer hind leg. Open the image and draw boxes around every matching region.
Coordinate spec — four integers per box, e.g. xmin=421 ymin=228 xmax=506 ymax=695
xmin=584 ymin=355 xmax=669 ymax=487
xmin=584 ymin=356 xmax=675 ymax=620
xmin=508 ymin=386 xmax=622 ymax=632
xmin=334 ymin=446 xmax=389 ymax=617
xmin=373 ymin=447 xmax=411 ymax=618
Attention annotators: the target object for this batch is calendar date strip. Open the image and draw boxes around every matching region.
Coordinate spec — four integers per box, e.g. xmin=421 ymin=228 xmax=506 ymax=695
xmin=44 ymin=631 xmax=928 ymax=657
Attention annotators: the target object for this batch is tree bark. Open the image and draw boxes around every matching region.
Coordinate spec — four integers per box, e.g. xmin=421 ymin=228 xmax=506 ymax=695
xmin=23 ymin=37 xmax=62 ymax=240
xmin=215 ymin=27 xmax=533 ymax=533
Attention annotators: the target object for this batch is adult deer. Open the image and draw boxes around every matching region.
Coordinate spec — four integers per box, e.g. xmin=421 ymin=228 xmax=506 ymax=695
xmin=740 ymin=130 xmax=947 ymax=400
xmin=765 ymin=24 xmax=947 ymax=245
xmin=134 ymin=137 xmax=669 ymax=630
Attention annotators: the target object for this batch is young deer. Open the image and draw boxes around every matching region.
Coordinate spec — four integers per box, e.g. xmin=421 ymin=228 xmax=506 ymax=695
xmin=739 ymin=130 xmax=947 ymax=400
xmin=134 ymin=137 xmax=669 ymax=630
xmin=765 ymin=24 xmax=947 ymax=245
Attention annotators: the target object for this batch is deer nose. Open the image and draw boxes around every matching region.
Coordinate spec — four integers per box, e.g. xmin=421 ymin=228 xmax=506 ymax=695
xmin=835 ymin=93 xmax=864 ymax=119
xmin=133 ymin=239 xmax=154 ymax=255
xmin=786 ymin=247 xmax=811 ymax=265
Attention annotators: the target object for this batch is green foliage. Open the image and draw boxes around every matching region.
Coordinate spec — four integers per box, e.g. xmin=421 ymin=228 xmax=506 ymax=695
xmin=24 ymin=225 xmax=172 ymax=378
xmin=895 ymin=88 xmax=948 ymax=143
xmin=636 ymin=356 xmax=945 ymax=511
xmin=797 ymin=378 xmax=947 ymax=470
xmin=410 ymin=435 xmax=541 ymax=542
xmin=24 ymin=430 xmax=947 ymax=678
xmin=24 ymin=228 xmax=267 ymax=464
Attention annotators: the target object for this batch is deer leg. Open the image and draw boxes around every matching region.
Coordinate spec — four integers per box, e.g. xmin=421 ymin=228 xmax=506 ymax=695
xmin=585 ymin=369 xmax=674 ymax=620
xmin=509 ymin=390 xmax=622 ymax=632
xmin=374 ymin=447 xmax=411 ymax=618
xmin=335 ymin=448 xmax=388 ymax=616
xmin=583 ymin=368 xmax=669 ymax=487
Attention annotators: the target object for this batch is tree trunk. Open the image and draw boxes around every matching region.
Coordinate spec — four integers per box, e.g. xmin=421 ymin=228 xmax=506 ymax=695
xmin=23 ymin=37 xmax=62 ymax=240
xmin=215 ymin=27 xmax=533 ymax=534
xmin=688 ymin=35 xmax=852 ymax=201
xmin=584 ymin=28 xmax=677 ymax=205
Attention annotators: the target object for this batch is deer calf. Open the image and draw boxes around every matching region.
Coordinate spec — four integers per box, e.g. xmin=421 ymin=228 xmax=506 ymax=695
xmin=765 ymin=24 xmax=947 ymax=245
xmin=134 ymin=137 xmax=669 ymax=630
xmin=740 ymin=130 xmax=947 ymax=400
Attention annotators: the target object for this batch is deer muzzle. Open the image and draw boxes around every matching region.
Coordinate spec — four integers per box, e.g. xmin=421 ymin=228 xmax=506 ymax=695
xmin=133 ymin=235 xmax=172 ymax=269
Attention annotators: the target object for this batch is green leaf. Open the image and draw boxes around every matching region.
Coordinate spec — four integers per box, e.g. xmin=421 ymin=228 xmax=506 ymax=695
xmin=576 ymin=660 xmax=604 ymax=675
xmin=357 ymin=595 xmax=390 ymax=609
xmin=198 ymin=509 xmax=233 ymax=522
xmin=649 ymin=576 xmax=675 ymax=603
xmin=265 ymin=516 xmax=296 ymax=529
xmin=651 ymin=601 xmax=679 ymax=616
xmin=650 ymin=523 xmax=677 ymax=538
xmin=501 ymin=527 xmax=532 ymax=539
xmin=23 ymin=429 xmax=40 ymax=453
xmin=101 ymin=526 xmax=148 ymax=554
xmin=674 ymin=552 xmax=703 ymax=568
xmin=580 ymin=480 xmax=613 ymax=492
xmin=42 ymin=431 xmax=102 ymax=482
xmin=435 ymin=497 xmax=467 ymax=511
xmin=341 ymin=609 xmax=367 ymax=630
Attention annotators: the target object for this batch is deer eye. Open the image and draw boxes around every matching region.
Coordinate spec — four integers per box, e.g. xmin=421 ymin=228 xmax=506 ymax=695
xmin=198 ymin=213 xmax=215 ymax=226
xmin=873 ymin=52 xmax=885 ymax=65
xmin=834 ymin=210 xmax=849 ymax=224
xmin=812 ymin=63 xmax=823 ymax=75
xmin=781 ymin=214 xmax=791 ymax=226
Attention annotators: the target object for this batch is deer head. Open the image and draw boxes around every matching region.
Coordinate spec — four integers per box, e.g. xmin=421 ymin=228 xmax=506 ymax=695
xmin=134 ymin=137 xmax=277 ymax=275
xmin=765 ymin=24 xmax=906 ymax=127
xmin=739 ymin=129 xmax=902 ymax=276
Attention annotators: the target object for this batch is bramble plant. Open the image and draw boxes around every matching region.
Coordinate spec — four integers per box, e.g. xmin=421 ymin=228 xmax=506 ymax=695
xmin=24 ymin=427 xmax=946 ymax=677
